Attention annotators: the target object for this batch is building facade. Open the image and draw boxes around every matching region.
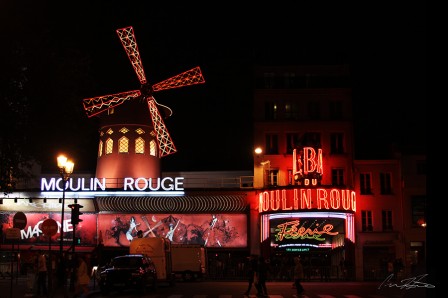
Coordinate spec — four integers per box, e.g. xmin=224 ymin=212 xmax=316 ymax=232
xmin=249 ymin=64 xmax=426 ymax=281
xmin=0 ymin=65 xmax=426 ymax=282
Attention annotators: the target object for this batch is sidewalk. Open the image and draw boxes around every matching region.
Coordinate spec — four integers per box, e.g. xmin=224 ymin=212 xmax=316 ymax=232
xmin=0 ymin=275 xmax=100 ymax=298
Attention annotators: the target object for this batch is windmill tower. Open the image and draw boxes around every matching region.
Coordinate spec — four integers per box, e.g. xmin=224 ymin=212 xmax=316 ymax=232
xmin=83 ymin=26 xmax=205 ymax=188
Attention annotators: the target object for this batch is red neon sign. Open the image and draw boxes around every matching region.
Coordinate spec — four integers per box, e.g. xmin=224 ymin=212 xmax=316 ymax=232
xmin=258 ymin=188 xmax=356 ymax=213
xmin=274 ymin=219 xmax=338 ymax=241
xmin=293 ymin=147 xmax=323 ymax=184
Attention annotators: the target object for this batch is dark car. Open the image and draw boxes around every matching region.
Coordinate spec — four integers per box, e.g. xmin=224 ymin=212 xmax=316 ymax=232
xmin=99 ymin=254 xmax=157 ymax=294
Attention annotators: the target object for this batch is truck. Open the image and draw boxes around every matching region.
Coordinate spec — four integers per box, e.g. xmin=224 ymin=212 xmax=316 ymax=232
xmin=129 ymin=237 xmax=175 ymax=286
xmin=130 ymin=237 xmax=207 ymax=282
xmin=171 ymin=244 xmax=207 ymax=281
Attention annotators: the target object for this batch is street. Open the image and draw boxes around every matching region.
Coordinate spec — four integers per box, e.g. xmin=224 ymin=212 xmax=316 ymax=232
xmin=0 ymin=276 xmax=433 ymax=298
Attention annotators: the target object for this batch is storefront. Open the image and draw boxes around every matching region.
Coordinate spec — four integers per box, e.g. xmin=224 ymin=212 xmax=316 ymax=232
xmin=0 ymin=177 xmax=254 ymax=280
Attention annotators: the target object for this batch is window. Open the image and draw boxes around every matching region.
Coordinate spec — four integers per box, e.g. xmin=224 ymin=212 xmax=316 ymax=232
xmin=302 ymin=132 xmax=321 ymax=147
xmin=307 ymin=101 xmax=320 ymax=120
xmin=284 ymin=72 xmax=296 ymax=88
xmin=380 ymin=172 xmax=392 ymax=194
xmin=106 ymin=138 xmax=113 ymax=155
xmin=284 ymin=102 xmax=299 ymax=120
xmin=331 ymin=169 xmax=344 ymax=186
xmin=119 ymin=127 xmax=129 ymax=134
xmin=330 ymin=133 xmax=344 ymax=154
xmin=329 ymin=101 xmax=343 ymax=120
xmin=265 ymin=134 xmax=279 ymax=154
xmin=265 ymin=102 xmax=278 ymax=120
xmin=286 ymin=133 xmax=300 ymax=154
xmin=264 ymin=72 xmax=275 ymax=88
xmin=305 ymin=74 xmax=312 ymax=87
xmin=150 ymin=140 xmax=157 ymax=156
xmin=118 ymin=137 xmax=129 ymax=153
xmin=411 ymin=196 xmax=426 ymax=227
xmin=361 ymin=210 xmax=373 ymax=231
xmin=98 ymin=140 xmax=103 ymax=157
xmin=360 ymin=173 xmax=372 ymax=194
xmin=107 ymin=108 xmax=115 ymax=116
xmin=382 ymin=210 xmax=393 ymax=231
xmin=266 ymin=169 xmax=279 ymax=187
xmin=135 ymin=137 xmax=145 ymax=154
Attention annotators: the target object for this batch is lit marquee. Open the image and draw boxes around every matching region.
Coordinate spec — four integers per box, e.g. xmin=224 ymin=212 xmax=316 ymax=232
xmin=258 ymin=147 xmax=356 ymax=213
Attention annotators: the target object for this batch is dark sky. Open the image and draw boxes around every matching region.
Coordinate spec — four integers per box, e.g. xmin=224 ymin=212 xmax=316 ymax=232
xmin=1 ymin=2 xmax=426 ymax=173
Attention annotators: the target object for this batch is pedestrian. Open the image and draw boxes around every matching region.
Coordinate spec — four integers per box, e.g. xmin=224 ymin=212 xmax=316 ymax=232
xmin=26 ymin=257 xmax=37 ymax=293
xmin=293 ymin=256 xmax=304 ymax=297
xmin=36 ymin=250 xmax=48 ymax=297
xmin=75 ymin=255 xmax=90 ymax=297
xmin=255 ymin=256 xmax=269 ymax=297
xmin=57 ymin=254 xmax=67 ymax=287
xmin=393 ymin=258 xmax=403 ymax=280
xmin=243 ymin=255 xmax=258 ymax=296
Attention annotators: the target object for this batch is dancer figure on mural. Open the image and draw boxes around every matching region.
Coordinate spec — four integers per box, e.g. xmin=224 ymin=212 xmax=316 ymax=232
xmin=166 ymin=219 xmax=181 ymax=241
xmin=204 ymin=214 xmax=221 ymax=247
xmin=126 ymin=216 xmax=140 ymax=242
xmin=105 ymin=217 xmax=129 ymax=246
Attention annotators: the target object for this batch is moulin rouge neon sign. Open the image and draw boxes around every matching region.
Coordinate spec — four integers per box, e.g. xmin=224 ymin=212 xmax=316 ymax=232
xmin=40 ymin=177 xmax=185 ymax=192
xmin=274 ymin=219 xmax=338 ymax=242
xmin=258 ymin=147 xmax=356 ymax=212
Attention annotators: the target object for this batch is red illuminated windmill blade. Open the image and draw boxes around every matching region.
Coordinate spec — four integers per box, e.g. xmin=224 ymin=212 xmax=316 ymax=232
xmin=82 ymin=26 xmax=205 ymax=157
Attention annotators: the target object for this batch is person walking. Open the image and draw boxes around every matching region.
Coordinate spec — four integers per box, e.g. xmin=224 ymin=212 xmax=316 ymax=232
xmin=293 ymin=256 xmax=305 ymax=297
xmin=74 ymin=255 xmax=90 ymax=297
xmin=36 ymin=250 xmax=48 ymax=297
xmin=255 ymin=256 xmax=269 ymax=297
xmin=243 ymin=255 xmax=258 ymax=296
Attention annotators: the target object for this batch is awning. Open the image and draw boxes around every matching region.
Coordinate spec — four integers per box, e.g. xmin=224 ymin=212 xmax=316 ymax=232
xmin=96 ymin=195 xmax=247 ymax=213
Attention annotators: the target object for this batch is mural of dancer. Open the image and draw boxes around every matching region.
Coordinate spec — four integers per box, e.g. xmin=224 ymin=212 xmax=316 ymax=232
xmin=105 ymin=216 xmax=130 ymax=246
xmin=98 ymin=213 xmax=247 ymax=247
xmin=158 ymin=215 xmax=187 ymax=243
xmin=204 ymin=214 xmax=219 ymax=246
xmin=125 ymin=216 xmax=140 ymax=242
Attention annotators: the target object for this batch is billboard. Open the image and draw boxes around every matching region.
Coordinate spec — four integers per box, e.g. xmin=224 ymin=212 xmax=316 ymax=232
xmin=269 ymin=216 xmax=345 ymax=252
xmin=0 ymin=212 xmax=97 ymax=245
xmin=98 ymin=213 xmax=247 ymax=248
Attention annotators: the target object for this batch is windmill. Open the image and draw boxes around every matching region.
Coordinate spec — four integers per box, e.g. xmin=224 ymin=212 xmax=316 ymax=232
xmin=82 ymin=26 xmax=205 ymax=187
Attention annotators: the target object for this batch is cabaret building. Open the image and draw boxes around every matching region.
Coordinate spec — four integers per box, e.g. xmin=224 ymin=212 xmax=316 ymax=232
xmin=250 ymin=64 xmax=426 ymax=281
xmin=0 ymin=64 xmax=426 ymax=282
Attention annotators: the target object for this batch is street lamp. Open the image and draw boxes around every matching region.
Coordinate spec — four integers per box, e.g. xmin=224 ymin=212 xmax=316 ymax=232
xmin=57 ymin=155 xmax=74 ymax=256
xmin=254 ymin=147 xmax=270 ymax=187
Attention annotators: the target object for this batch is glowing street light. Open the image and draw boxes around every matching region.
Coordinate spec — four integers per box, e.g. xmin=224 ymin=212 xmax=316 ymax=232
xmin=254 ymin=147 xmax=270 ymax=187
xmin=57 ymin=155 xmax=74 ymax=256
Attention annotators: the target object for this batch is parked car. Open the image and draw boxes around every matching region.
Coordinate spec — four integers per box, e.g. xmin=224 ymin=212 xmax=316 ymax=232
xmin=98 ymin=254 xmax=157 ymax=294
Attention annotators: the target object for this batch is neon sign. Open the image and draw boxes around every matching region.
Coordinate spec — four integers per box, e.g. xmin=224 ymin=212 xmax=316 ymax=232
xmin=40 ymin=177 xmax=185 ymax=192
xmin=293 ymin=147 xmax=323 ymax=184
xmin=258 ymin=188 xmax=356 ymax=212
xmin=274 ymin=219 xmax=338 ymax=242
xmin=20 ymin=218 xmax=73 ymax=240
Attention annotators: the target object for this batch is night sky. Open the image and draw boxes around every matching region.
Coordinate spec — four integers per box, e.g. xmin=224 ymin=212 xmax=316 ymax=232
xmin=0 ymin=2 xmax=426 ymax=173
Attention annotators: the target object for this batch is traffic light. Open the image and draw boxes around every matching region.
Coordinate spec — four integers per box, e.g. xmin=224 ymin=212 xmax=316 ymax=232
xmin=68 ymin=203 xmax=83 ymax=225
